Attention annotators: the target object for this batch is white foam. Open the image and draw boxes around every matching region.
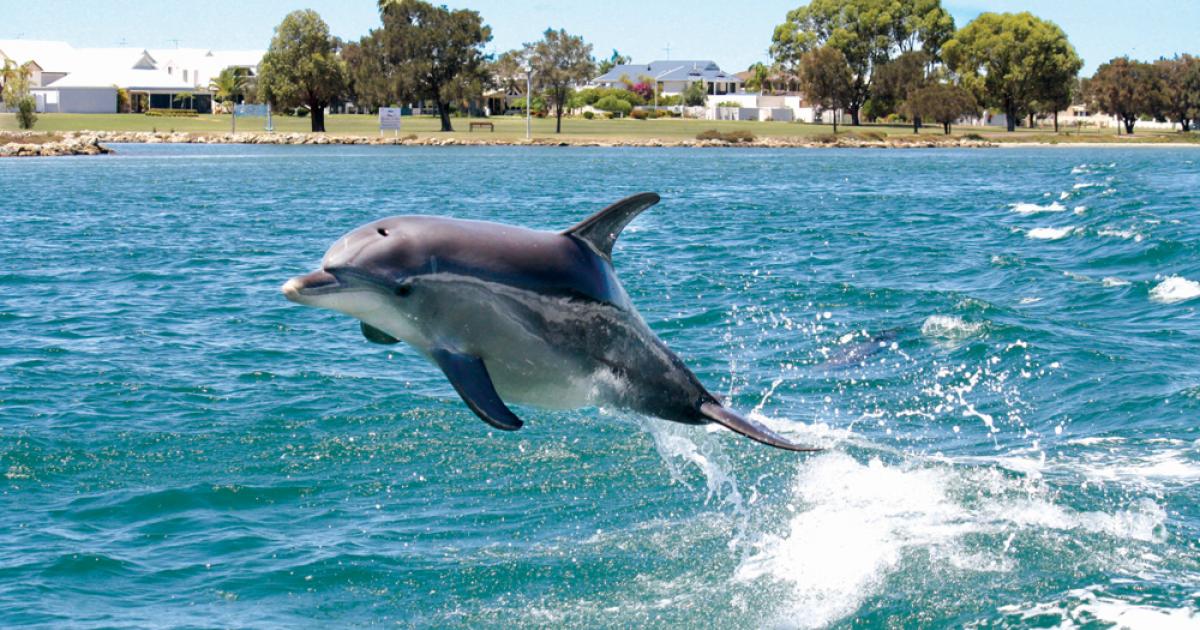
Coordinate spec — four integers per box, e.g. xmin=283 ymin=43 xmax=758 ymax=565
xmin=1027 ymin=226 xmax=1075 ymax=240
xmin=1011 ymin=201 xmax=1067 ymax=214
xmin=736 ymin=454 xmax=1168 ymax=629
xmin=1103 ymin=277 xmax=1131 ymax=287
xmin=1001 ymin=587 xmax=1200 ymax=629
xmin=1098 ymin=228 xmax=1143 ymax=242
xmin=1150 ymin=276 xmax=1200 ymax=304
xmin=921 ymin=315 xmax=985 ymax=348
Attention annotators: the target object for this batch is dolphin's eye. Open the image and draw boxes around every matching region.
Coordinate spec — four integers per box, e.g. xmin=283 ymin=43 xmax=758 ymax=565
xmin=394 ymin=283 xmax=412 ymax=297
xmin=377 ymin=227 xmax=389 ymax=237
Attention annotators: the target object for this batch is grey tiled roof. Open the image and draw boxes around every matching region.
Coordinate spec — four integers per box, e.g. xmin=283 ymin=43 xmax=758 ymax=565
xmin=592 ymin=60 xmax=742 ymax=84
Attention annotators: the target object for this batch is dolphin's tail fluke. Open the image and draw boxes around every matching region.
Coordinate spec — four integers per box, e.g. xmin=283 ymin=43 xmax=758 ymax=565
xmin=699 ymin=402 xmax=823 ymax=452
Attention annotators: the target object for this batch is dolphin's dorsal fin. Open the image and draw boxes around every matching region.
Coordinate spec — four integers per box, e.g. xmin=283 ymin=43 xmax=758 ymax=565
xmin=563 ymin=192 xmax=660 ymax=260
xmin=431 ymin=348 xmax=524 ymax=431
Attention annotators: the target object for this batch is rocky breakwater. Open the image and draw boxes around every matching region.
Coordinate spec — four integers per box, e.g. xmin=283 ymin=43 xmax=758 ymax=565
xmin=82 ymin=129 xmax=996 ymax=149
xmin=0 ymin=133 xmax=113 ymax=157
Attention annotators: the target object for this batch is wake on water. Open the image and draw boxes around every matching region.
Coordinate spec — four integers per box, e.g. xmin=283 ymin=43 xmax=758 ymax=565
xmin=620 ymin=306 xmax=1197 ymax=628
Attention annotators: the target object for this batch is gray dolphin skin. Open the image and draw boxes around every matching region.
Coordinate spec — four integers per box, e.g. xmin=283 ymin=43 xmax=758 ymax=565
xmin=282 ymin=193 xmax=818 ymax=452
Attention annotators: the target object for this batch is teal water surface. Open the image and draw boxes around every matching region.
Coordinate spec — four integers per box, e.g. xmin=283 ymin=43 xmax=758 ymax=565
xmin=1 ymin=145 xmax=1199 ymax=628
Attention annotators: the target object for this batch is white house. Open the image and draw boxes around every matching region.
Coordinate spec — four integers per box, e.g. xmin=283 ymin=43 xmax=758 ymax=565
xmin=1 ymin=40 xmax=262 ymax=114
xmin=590 ymin=60 xmax=743 ymax=97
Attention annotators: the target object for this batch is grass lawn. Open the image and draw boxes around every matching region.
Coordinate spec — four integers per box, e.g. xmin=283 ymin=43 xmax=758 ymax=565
xmin=2 ymin=112 xmax=1197 ymax=144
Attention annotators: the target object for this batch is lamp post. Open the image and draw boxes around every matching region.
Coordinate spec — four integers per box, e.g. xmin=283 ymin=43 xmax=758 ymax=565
xmin=524 ymin=64 xmax=535 ymax=140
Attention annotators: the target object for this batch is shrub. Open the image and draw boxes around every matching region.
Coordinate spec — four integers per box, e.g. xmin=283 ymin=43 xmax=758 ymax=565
xmin=695 ymin=129 xmax=756 ymax=143
xmin=630 ymin=109 xmax=650 ymax=120
xmin=683 ymin=81 xmax=708 ymax=107
xmin=594 ymin=95 xmax=632 ymax=116
xmin=850 ymin=130 xmax=887 ymax=142
xmin=15 ymin=96 xmax=37 ymax=129
xmin=582 ymin=111 xmax=594 ymax=120
xmin=812 ymin=133 xmax=839 ymax=144
xmin=716 ymin=101 xmax=742 ymax=108
xmin=962 ymin=132 xmax=986 ymax=141
xmin=604 ymin=112 xmax=615 ymax=119
xmin=145 ymin=108 xmax=199 ymax=118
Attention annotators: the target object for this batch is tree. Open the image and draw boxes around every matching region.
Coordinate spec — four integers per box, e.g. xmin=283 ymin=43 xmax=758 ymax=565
xmin=745 ymin=62 xmax=771 ymax=93
xmin=1156 ymin=55 xmax=1200 ymax=132
xmin=771 ymin=0 xmax=955 ymax=126
xmin=376 ymin=0 xmax=492 ymax=132
xmin=593 ymin=95 xmax=632 ymax=117
xmin=873 ymin=50 xmax=931 ymax=132
xmin=1 ymin=59 xmax=37 ymax=130
xmin=797 ymin=46 xmax=856 ymax=133
xmin=258 ymin=10 xmax=346 ymax=132
xmin=682 ymin=80 xmax=707 ymax=107
xmin=1089 ymin=57 xmax=1163 ymax=134
xmin=528 ymin=28 xmax=594 ymax=133
xmin=490 ymin=49 xmax=528 ymax=100
xmin=909 ymin=82 xmax=978 ymax=133
xmin=942 ymin=12 xmax=1082 ymax=132
xmin=597 ymin=50 xmax=631 ymax=75
xmin=342 ymin=33 xmax=393 ymax=111
xmin=209 ymin=67 xmax=247 ymax=111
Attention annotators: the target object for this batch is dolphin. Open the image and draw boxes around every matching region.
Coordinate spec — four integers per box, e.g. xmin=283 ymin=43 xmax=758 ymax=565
xmin=282 ymin=192 xmax=818 ymax=452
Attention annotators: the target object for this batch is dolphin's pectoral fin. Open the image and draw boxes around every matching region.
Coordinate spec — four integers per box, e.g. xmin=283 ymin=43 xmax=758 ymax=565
xmin=431 ymin=348 xmax=524 ymax=431
xmin=361 ymin=322 xmax=401 ymax=345
xmin=563 ymin=192 xmax=660 ymax=260
xmin=699 ymin=402 xmax=822 ymax=453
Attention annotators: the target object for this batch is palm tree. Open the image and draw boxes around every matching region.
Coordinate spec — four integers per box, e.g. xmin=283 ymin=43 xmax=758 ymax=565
xmin=209 ymin=67 xmax=247 ymax=112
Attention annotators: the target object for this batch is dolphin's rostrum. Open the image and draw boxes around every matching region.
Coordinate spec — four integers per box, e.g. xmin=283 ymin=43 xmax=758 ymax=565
xmin=282 ymin=193 xmax=818 ymax=452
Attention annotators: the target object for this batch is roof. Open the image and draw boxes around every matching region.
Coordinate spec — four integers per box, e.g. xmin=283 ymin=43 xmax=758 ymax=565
xmin=44 ymin=67 xmax=198 ymax=91
xmin=0 ymin=40 xmax=78 ymax=72
xmin=592 ymin=60 xmax=742 ymax=84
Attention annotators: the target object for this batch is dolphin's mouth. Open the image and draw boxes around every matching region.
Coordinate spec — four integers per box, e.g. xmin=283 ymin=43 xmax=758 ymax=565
xmin=282 ymin=269 xmax=343 ymax=302
xmin=282 ymin=268 xmax=395 ymax=303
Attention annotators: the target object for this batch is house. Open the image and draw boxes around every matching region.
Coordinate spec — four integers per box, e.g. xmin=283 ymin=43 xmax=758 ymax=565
xmin=0 ymin=40 xmax=76 ymax=87
xmin=0 ymin=39 xmax=262 ymax=114
xmin=590 ymin=60 xmax=743 ymax=96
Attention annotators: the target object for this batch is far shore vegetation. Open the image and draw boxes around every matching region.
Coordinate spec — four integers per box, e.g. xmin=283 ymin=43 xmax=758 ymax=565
xmin=3 ymin=112 xmax=1199 ymax=145
xmin=3 ymin=0 xmax=1198 ymax=140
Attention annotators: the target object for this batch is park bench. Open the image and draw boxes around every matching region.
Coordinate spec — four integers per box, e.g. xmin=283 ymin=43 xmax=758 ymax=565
xmin=469 ymin=122 xmax=495 ymax=132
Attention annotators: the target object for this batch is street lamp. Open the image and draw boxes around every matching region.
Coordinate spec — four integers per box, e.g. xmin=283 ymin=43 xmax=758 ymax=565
xmin=524 ymin=63 xmax=535 ymax=140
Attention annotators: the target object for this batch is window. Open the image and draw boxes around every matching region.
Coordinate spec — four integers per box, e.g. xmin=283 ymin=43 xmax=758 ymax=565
xmin=183 ymin=69 xmax=188 ymax=82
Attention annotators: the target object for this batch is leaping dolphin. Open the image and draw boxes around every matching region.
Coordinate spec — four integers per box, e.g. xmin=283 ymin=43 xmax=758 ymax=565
xmin=282 ymin=193 xmax=818 ymax=452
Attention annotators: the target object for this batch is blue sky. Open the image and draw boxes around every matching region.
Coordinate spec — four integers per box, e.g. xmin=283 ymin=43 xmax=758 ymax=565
xmin=3 ymin=0 xmax=1196 ymax=74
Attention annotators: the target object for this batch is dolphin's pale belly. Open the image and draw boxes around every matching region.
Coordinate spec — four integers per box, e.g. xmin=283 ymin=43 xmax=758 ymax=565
xmin=396 ymin=275 xmax=644 ymax=410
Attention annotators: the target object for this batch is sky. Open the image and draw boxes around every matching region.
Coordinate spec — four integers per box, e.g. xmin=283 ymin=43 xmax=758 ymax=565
xmin=2 ymin=0 xmax=1196 ymax=75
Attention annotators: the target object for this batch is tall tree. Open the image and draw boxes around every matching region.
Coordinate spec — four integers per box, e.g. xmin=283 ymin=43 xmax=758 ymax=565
xmin=377 ymin=0 xmax=491 ymax=132
xmin=909 ymin=82 xmax=979 ymax=134
xmin=490 ymin=49 xmax=528 ymax=99
xmin=1156 ymin=55 xmax=1200 ymax=132
xmin=942 ymin=12 xmax=1082 ymax=132
xmin=797 ymin=46 xmax=856 ymax=133
xmin=1089 ymin=57 xmax=1163 ymax=134
xmin=258 ymin=10 xmax=347 ymax=132
xmin=528 ymin=28 xmax=594 ymax=134
xmin=745 ymin=62 xmax=771 ymax=93
xmin=343 ymin=32 xmax=393 ymax=111
xmin=873 ymin=50 xmax=931 ymax=132
xmin=771 ymin=0 xmax=954 ymax=126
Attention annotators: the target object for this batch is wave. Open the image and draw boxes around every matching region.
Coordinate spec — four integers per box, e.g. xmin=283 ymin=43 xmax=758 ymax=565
xmin=921 ymin=315 xmax=986 ymax=347
xmin=1026 ymin=226 xmax=1075 ymax=241
xmin=1011 ymin=202 xmax=1066 ymax=214
xmin=734 ymin=453 xmax=1167 ymax=629
xmin=1150 ymin=276 xmax=1200 ymax=304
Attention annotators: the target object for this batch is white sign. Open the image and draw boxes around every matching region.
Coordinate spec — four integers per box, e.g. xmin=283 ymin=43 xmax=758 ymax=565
xmin=379 ymin=107 xmax=402 ymax=132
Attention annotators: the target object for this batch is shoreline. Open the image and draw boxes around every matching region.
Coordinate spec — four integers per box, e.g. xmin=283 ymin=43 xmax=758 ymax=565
xmin=4 ymin=130 xmax=1200 ymax=156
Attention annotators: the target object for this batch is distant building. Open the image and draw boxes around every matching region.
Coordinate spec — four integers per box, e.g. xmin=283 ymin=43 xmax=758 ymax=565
xmin=0 ymin=39 xmax=263 ymax=114
xmin=590 ymin=60 xmax=743 ymax=96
